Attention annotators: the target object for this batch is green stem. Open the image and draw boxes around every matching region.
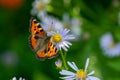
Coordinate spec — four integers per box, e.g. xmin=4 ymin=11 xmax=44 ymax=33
xmin=64 ymin=51 xmax=67 ymax=58
xmin=60 ymin=50 xmax=68 ymax=70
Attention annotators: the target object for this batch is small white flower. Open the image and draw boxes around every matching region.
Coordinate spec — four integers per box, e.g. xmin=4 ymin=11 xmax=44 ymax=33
xmin=55 ymin=59 xmax=62 ymax=68
xmin=11 ymin=77 xmax=25 ymax=80
xmin=41 ymin=16 xmax=63 ymax=36
xmin=62 ymin=13 xmax=70 ymax=29
xmin=62 ymin=13 xmax=82 ymax=40
xmin=59 ymin=58 xmax=100 ymax=80
xmin=70 ymin=17 xmax=82 ymax=38
xmin=100 ymin=32 xmax=120 ymax=57
xmin=51 ymin=29 xmax=75 ymax=51
xmin=31 ymin=0 xmax=51 ymax=19
xmin=100 ymin=33 xmax=113 ymax=48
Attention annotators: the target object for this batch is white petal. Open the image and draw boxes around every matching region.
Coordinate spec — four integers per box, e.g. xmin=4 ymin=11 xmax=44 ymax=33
xmin=12 ymin=77 xmax=17 ymax=80
xmin=87 ymin=71 xmax=95 ymax=76
xmin=86 ymin=76 xmax=100 ymax=80
xmin=59 ymin=29 xmax=64 ymax=36
xmin=62 ymin=41 xmax=70 ymax=48
xmin=64 ymin=29 xmax=70 ymax=35
xmin=61 ymin=45 xmax=68 ymax=51
xmin=19 ymin=77 xmax=22 ymax=80
xmin=37 ymin=11 xmax=46 ymax=19
xmin=71 ymin=62 xmax=79 ymax=71
xmin=60 ymin=29 xmax=70 ymax=36
xmin=64 ymin=35 xmax=75 ymax=40
xmin=85 ymin=58 xmax=90 ymax=71
xmin=64 ymin=41 xmax=72 ymax=46
xmin=60 ymin=70 xmax=75 ymax=76
xmin=67 ymin=61 xmax=78 ymax=71
xmin=58 ymin=42 xmax=68 ymax=51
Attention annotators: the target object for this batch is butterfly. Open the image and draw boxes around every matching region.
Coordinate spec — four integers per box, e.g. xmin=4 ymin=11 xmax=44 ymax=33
xmin=29 ymin=18 xmax=58 ymax=60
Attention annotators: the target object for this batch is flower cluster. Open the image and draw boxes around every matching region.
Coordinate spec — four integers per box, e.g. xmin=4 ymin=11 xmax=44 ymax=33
xmin=30 ymin=0 xmax=100 ymax=80
xmin=100 ymin=32 xmax=120 ymax=57
xmin=31 ymin=0 xmax=82 ymax=41
xmin=6 ymin=0 xmax=101 ymax=80
xmin=8 ymin=0 xmax=120 ymax=79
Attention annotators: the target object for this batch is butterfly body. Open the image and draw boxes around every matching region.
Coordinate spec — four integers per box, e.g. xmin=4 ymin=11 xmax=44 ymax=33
xmin=29 ymin=18 xmax=57 ymax=60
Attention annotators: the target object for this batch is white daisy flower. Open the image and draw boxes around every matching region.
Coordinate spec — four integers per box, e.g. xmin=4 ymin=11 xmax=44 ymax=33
xmin=31 ymin=0 xmax=51 ymax=19
xmin=70 ymin=17 xmax=82 ymax=39
xmin=51 ymin=29 xmax=75 ymax=51
xmin=62 ymin=13 xmax=71 ymax=28
xmin=62 ymin=13 xmax=82 ymax=40
xmin=100 ymin=32 xmax=120 ymax=57
xmin=41 ymin=16 xmax=63 ymax=36
xmin=59 ymin=58 xmax=100 ymax=80
xmin=11 ymin=77 xmax=25 ymax=80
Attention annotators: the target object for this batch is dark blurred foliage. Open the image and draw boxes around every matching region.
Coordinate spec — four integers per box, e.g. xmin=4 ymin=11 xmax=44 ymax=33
xmin=0 ymin=0 xmax=120 ymax=80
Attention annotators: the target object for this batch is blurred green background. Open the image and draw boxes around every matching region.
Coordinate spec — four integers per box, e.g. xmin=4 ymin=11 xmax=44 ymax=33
xmin=0 ymin=0 xmax=120 ymax=80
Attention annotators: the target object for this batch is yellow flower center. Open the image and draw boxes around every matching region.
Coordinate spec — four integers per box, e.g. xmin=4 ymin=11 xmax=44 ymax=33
xmin=109 ymin=42 xmax=115 ymax=48
xmin=37 ymin=3 xmax=45 ymax=10
xmin=76 ymin=69 xmax=87 ymax=80
xmin=52 ymin=34 xmax=62 ymax=43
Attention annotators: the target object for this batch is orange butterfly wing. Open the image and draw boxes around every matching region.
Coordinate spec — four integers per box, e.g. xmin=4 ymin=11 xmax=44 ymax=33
xmin=29 ymin=35 xmax=37 ymax=51
xmin=37 ymin=41 xmax=58 ymax=60
xmin=30 ymin=18 xmax=46 ymax=51
xmin=29 ymin=18 xmax=58 ymax=60
xmin=46 ymin=41 xmax=58 ymax=59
